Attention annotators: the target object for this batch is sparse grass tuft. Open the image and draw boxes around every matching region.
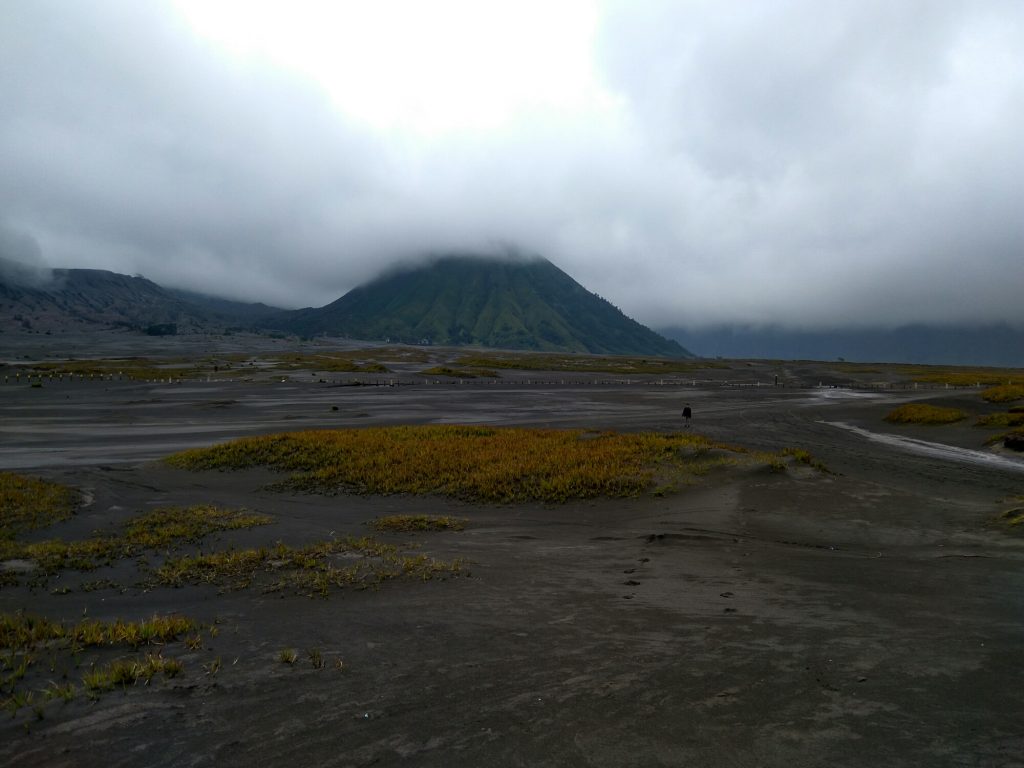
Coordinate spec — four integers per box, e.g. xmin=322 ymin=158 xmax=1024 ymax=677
xmin=41 ymin=681 xmax=76 ymax=703
xmin=1000 ymin=508 xmax=1024 ymax=527
xmin=884 ymin=404 xmax=967 ymax=425
xmin=756 ymin=453 xmax=788 ymax=473
xmin=0 ymin=472 xmax=78 ymax=539
xmin=369 ymin=515 xmax=466 ymax=533
xmin=81 ymin=653 xmax=182 ymax=692
xmin=279 ymin=648 xmax=298 ymax=665
xmin=781 ymin=447 xmax=832 ymax=473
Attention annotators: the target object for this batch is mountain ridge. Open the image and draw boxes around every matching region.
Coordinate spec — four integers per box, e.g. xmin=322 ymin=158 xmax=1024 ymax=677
xmin=0 ymin=254 xmax=691 ymax=357
xmin=0 ymin=258 xmax=282 ymax=334
xmin=273 ymin=255 xmax=689 ymax=356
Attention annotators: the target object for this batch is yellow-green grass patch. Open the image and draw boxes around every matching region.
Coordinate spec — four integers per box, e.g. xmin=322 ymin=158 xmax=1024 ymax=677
xmin=1 ymin=612 xmax=197 ymax=652
xmin=263 ymin=353 xmax=388 ymax=374
xmin=981 ymin=384 xmax=1024 ymax=403
xmin=420 ymin=366 xmax=498 ymax=378
xmin=1 ymin=612 xmax=198 ymax=710
xmin=884 ymin=404 xmax=968 ymax=425
xmin=1000 ymin=508 xmax=1024 ymax=526
xmin=780 ymin=447 xmax=832 ymax=473
xmin=984 ymin=429 xmax=1024 ymax=447
xmin=81 ymin=653 xmax=183 ymax=693
xmin=11 ymin=351 xmax=393 ymax=382
xmin=0 ymin=472 xmax=78 ymax=539
xmin=17 ymin=357 xmax=209 ymax=381
xmin=156 ymin=537 xmax=464 ymax=597
xmin=975 ymin=412 xmax=1024 ymax=428
xmin=0 ymin=505 xmax=271 ymax=576
xmin=753 ymin=449 xmax=830 ymax=474
xmin=122 ymin=505 xmax=272 ymax=547
xmin=165 ymin=426 xmax=751 ymax=503
xmin=369 ymin=515 xmax=467 ymax=533
xmin=453 ymin=352 xmax=726 ymax=375
xmin=878 ymin=366 xmax=1024 ymax=387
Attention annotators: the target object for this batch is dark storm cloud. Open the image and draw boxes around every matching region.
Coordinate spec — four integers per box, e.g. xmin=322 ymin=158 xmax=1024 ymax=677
xmin=1 ymin=1 xmax=1021 ymax=328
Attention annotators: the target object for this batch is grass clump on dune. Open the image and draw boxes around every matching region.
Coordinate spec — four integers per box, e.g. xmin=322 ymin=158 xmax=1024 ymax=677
xmin=165 ymin=426 xmax=741 ymax=503
xmin=884 ymin=404 xmax=968 ymax=425
xmin=0 ymin=472 xmax=78 ymax=539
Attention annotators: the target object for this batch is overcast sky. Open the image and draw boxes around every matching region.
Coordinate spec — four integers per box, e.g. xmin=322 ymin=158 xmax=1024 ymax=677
xmin=1 ymin=1 xmax=1022 ymax=330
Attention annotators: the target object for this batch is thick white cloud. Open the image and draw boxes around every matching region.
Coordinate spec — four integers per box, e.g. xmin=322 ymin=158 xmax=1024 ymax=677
xmin=1 ymin=0 xmax=1021 ymax=328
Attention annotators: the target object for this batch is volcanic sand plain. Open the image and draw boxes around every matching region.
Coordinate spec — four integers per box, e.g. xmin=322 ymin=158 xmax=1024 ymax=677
xmin=1 ymin=336 xmax=1023 ymax=767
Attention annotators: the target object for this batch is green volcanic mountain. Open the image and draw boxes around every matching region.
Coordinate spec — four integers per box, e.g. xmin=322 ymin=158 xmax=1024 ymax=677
xmin=277 ymin=254 xmax=691 ymax=356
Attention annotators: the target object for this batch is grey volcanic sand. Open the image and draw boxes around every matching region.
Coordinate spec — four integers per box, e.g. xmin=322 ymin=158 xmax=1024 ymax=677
xmin=1 ymin=356 xmax=1023 ymax=767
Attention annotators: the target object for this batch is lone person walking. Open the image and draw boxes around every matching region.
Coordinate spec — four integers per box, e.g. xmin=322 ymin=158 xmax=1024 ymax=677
xmin=682 ymin=403 xmax=692 ymax=428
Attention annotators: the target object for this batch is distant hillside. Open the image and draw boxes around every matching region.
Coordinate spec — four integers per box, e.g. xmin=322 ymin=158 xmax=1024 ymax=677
xmin=165 ymin=287 xmax=280 ymax=324
xmin=274 ymin=254 xmax=690 ymax=357
xmin=661 ymin=324 xmax=1024 ymax=367
xmin=0 ymin=258 xmax=279 ymax=335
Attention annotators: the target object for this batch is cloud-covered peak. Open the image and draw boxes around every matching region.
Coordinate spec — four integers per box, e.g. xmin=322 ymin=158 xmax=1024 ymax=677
xmin=1 ymin=1 xmax=1021 ymax=328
